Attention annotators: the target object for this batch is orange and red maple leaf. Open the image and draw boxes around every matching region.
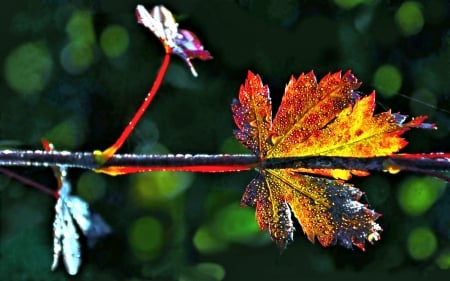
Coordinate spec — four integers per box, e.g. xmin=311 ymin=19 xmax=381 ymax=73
xmin=232 ymin=70 xmax=433 ymax=250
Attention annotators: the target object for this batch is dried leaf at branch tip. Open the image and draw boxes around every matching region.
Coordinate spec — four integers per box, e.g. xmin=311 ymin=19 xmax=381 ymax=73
xmin=233 ymin=70 xmax=432 ymax=251
xmin=42 ymin=140 xmax=111 ymax=275
xmin=135 ymin=4 xmax=212 ymax=77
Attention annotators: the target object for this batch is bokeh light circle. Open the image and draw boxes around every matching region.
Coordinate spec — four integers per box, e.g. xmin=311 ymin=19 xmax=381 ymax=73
xmin=128 ymin=216 xmax=164 ymax=261
xmin=395 ymin=1 xmax=424 ymax=36
xmin=373 ymin=64 xmax=402 ymax=98
xmin=4 ymin=42 xmax=53 ymax=97
xmin=407 ymin=226 xmax=437 ymax=260
xmin=100 ymin=25 xmax=130 ymax=58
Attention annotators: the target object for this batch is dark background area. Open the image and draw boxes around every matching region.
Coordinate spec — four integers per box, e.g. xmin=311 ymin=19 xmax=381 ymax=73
xmin=1 ymin=0 xmax=449 ymax=280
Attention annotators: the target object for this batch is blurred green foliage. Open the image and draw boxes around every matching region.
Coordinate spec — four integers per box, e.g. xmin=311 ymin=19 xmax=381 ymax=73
xmin=4 ymin=42 xmax=53 ymax=97
xmin=397 ymin=176 xmax=446 ymax=216
xmin=0 ymin=0 xmax=449 ymax=280
xmin=100 ymin=25 xmax=130 ymax=58
xmin=334 ymin=0 xmax=372 ymax=10
xmin=130 ymin=143 xmax=195 ymax=207
xmin=372 ymin=64 xmax=403 ymax=98
xmin=179 ymin=262 xmax=225 ymax=281
xmin=60 ymin=9 xmax=96 ymax=74
xmin=76 ymin=171 xmax=107 ymax=203
xmin=44 ymin=115 xmax=87 ymax=149
xmin=129 ymin=216 xmax=165 ymax=261
xmin=409 ymin=88 xmax=438 ymax=118
xmin=436 ymin=248 xmax=450 ymax=269
xmin=395 ymin=1 xmax=424 ymax=36
xmin=407 ymin=226 xmax=438 ymax=260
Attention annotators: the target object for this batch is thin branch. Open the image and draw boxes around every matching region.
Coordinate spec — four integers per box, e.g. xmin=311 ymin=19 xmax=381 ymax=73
xmin=98 ymin=51 xmax=172 ymax=161
xmin=0 ymin=167 xmax=56 ymax=197
xmin=0 ymin=150 xmax=449 ymax=179
xmin=263 ymin=153 xmax=450 ymax=170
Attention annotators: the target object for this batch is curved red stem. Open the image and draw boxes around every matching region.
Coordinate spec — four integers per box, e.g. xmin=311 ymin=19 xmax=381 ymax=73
xmin=100 ymin=52 xmax=172 ymax=161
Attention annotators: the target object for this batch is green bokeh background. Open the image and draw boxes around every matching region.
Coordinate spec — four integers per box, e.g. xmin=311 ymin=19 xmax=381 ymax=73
xmin=1 ymin=0 xmax=449 ymax=280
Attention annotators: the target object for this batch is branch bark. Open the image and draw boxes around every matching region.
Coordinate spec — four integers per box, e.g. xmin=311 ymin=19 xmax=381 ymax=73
xmin=1 ymin=149 xmax=449 ymax=179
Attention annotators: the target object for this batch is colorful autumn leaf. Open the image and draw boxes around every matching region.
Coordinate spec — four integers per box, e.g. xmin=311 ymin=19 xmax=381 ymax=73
xmin=232 ymin=70 xmax=433 ymax=250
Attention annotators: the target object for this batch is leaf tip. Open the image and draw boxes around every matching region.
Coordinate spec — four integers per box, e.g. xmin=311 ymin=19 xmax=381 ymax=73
xmin=409 ymin=115 xmax=437 ymax=129
xmin=245 ymin=70 xmax=262 ymax=84
xmin=343 ymin=69 xmax=362 ymax=89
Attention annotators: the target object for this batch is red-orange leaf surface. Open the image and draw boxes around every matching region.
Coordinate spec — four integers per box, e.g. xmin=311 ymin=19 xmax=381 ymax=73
xmin=232 ymin=70 xmax=433 ymax=250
